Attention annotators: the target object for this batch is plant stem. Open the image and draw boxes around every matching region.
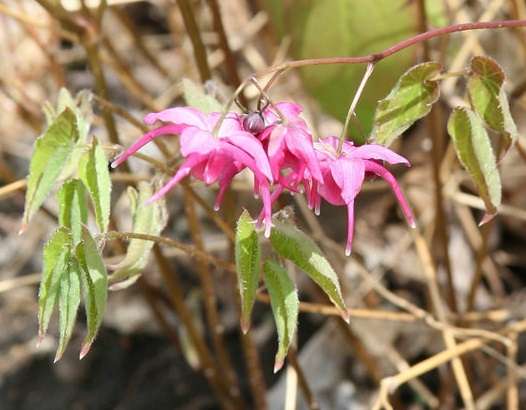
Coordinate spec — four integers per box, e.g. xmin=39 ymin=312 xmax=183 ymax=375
xmin=175 ymin=0 xmax=211 ymax=81
xmin=183 ymin=194 xmax=245 ymax=407
xmin=288 ymin=348 xmax=319 ymax=410
xmin=415 ymin=0 xmax=457 ymax=314
xmin=337 ymin=62 xmax=374 ymax=153
xmin=262 ymin=19 xmax=526 ymax=76
xmin=153 ymin=246 xmax=238 ymax=410
xmin=205 ymin=0 xmax=247 ymax=105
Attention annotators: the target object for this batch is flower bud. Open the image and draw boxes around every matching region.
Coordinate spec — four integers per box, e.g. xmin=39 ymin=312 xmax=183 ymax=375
xmin=243 ymin=112 xmax=265 ymax=134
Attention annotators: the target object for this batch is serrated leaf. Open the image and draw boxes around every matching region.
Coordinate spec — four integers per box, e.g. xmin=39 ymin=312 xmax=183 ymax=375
xmin=22 ymin=109 xmax=79 ymax=231
xmin=270 ymin=222 xmax=348 ymax=321
xmin=467 ymin=56 xmax=518 ymax=153
xmin=182 ymin=78 xmax=222 ymax=113
xmin=373 ymin=62 xmax=442 ymax=146
xmin=447 ymin=107 xmax=501 ymax=221
xmin=58 ymin=179 xmax=88 ymax=245
xmin=235 ymin=210 xmax=261 ymax=333
xmin=263 ymin=260 xmax=298 ymax=373
xmin=76 ymin=226 xmax=108 ymax=358
xmin=55 ymin=257 xmax=81 ymax=362
xmin=109 ymin=182 xmax=167 ymax=290
xmin=79 ymin=138 xmax=112 ymax=233
xmin=38 ymin=227 xmax=72 ymax=339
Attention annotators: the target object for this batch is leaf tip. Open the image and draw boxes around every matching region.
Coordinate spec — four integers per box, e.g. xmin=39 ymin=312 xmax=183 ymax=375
xmin=53 ymin=351 xmax=63 ymax=364
xmin=273 ymin=357 xmax=284 ymax=373
xmin=240 ymin=317 xmax=251 ymax=334
xmin=341 ymin=309 xmax=351 ymax=324
xmin=36 ymin=333 xmax=45 ymax=348
xmin=79 ymin=342 xmax=92 ymax=360
xmin=18 ymin=223 xmax=27 ymax=235
xmin=479 ymin=212 xmax=496 ymax=227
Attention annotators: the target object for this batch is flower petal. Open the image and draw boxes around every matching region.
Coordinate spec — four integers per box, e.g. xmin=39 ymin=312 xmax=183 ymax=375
xmin=329 ymin=159 xmax=365 ymax=204
xmin=267 ymin=127 xmax=287 ymax=180
xmin=285 ymin=127 xmax=323 ymax=182
xmin=345 ymin=201 xmax=355 ymax=256
xmin=203 ymin=152 xmax=230 ymax=184
xmin=144 ymin=107 xmax=208 ymax=129
xmin=348 ymin=144 xmax=410 ymax=165
xmin=147 ymin=154 xmax=207 ymax=203
xmin=364 ymin=160 xmax=415 ymax=227
xmin=213 ymin=165 xmax=239 ymax=211
xmin=180 ymin=127 xmax=219 ymax=156
xmin=111 ymin=124 xmax=181 ymax=168
xmin=222 ymin=132 xmax=273 ymax=182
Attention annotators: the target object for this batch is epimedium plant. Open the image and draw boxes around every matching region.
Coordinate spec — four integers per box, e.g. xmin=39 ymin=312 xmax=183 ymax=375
xmin=21 ymin=52 xmax=517 ymax=373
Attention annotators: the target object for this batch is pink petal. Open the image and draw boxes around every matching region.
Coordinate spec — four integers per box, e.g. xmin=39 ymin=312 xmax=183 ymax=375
xmin=213 ymin=166 xmax=239 ymax=211
xmin=345 ymin=201 xmax=355 ymax=256
xmin=329 ymin=159 xmax=365 ymax=204
xmin=364 ymin=160 xmax=415 ymax=227
xmin=258 ymin=179 xmax=273 ymax=238
xmin=203 ymin=153 xmax=230 ymax=184
xmin=262 ymin=101 xmax=303 ymax=124
xmin=209 ymin=113 xmax=244 ymax=135
xmin=147 ymin=154 xmax=207 ymax=203
xmin=222 ymin=132 xmax=273 ymax=182
xmin=285 ymin=127 xmax=323 ymax=182
xmin=348 ymin=144 xmax=410 ymax=165
xmin=267 ymin=127 xmax=287 ymax=180
xmin=180 ymin=128 xmax=219 ymax=157
xmin=111 ymin=124 xmax=181 ymax=168
xmin=144 ymin=107 xmax=208 ymax=129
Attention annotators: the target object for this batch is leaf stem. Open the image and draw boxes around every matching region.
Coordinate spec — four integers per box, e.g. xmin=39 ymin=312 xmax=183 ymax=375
xmin=337 ymin=62 xmax=375 ymax=153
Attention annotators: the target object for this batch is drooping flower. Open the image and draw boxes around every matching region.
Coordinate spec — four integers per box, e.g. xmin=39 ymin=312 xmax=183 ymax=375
xmin=257 ymin=102 xmax=323 ymax=191
xmin=309 ymin=136 xmax=415 ymax=256
xmin=111 ymin=107 xmax=276 ymax=236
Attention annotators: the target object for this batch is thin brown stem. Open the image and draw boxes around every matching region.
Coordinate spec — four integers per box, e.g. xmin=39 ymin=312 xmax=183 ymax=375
xmin=175 ymin=0 xmax=211 ymax=82
xmin=153 ymin=246 xmax=238 ymax=410
xmin=288 ymin=348 xmax=319 ymax=410
xmin=261 ymin=19 xmax=526 ymax=76
xmin=182 ymin=194 xmax=245 ymax=407
xmin=205 ymin=0 xmax=246 ymax=105
xmin=416 ymin=0 xmax=457 ymax=314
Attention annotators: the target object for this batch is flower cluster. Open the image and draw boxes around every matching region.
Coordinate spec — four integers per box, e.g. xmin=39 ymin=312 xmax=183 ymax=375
xmin=112 ymin=102 xmax=415 ymax=254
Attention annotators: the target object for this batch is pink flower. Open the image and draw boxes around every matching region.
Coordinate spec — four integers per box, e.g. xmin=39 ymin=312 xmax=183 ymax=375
xmin=258 ymin=102 xmax=323 ymax=191
xmin=310 ymin=136 xmax=415 ymax=256
xmin=112 ymin=107 xmax=275 ymax=236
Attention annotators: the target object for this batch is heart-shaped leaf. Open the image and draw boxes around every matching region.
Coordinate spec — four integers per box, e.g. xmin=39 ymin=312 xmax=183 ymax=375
xmin=38 ymin=227 xmax=72 ymax=340
xmin=373 ymin=62 xmax=442 ymax=146
xmin=76 ymin=226 xmax=108 ymax=359
xmin=58 ymin=179 xmax=88 ymax=245
xmin=270 ymin=221 xmax=348 ymax=321
xmin=22 ymin=109 xmax=79 ymax=231
xmin=109 ymin=182 xmax=167 ymax=290
xmin=263 ymin=260 xmax=298 ymax=373
xmin=467 ymin=56 xmax=518 ymax=154
xmin=79 ymin=138 xmax=112 ymax=233
xmin=447 ymin=107 xmax=501 ymax=223
xmin=235 ymin=210 xmax=261 ymax=333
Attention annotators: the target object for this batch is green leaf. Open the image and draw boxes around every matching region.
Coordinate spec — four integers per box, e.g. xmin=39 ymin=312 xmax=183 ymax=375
xmin=270 ymin=222 xmax=348 ymax=321
xmin=22 ymin=109 xmax=79 ymax=231
xmin=263 ymin=260 xmax=299 ymax=373
xmin=182 ymin=78 xmax=222 ymax=113
xmin=235 ymin=210 xmax=261 ymax=333
xmin=55 ymin=257 xmax=81 ymax=362
xmin=467 ymin=56 xmax=518 ymax=153
xmin=38 ymin=227 xmax=72 ymax=340
xmin=447 ymin=107 xmax=501 ymax=222
xmin=79 ymin=138 xmax=112 ymax=233
xmin=373 ymin=62 xmax=442 ymax=145
xmin=58 ymin=179 xmax=88 ymax=245
xmin=109 ymin=182 xmax=167 ymax=290
xmin=76 ymin=226 xmax=108 ymax=358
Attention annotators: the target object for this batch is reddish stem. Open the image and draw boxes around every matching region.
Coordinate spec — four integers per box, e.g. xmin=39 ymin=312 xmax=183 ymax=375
xmin=262 ymin=19 xmax=526 ymax=73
